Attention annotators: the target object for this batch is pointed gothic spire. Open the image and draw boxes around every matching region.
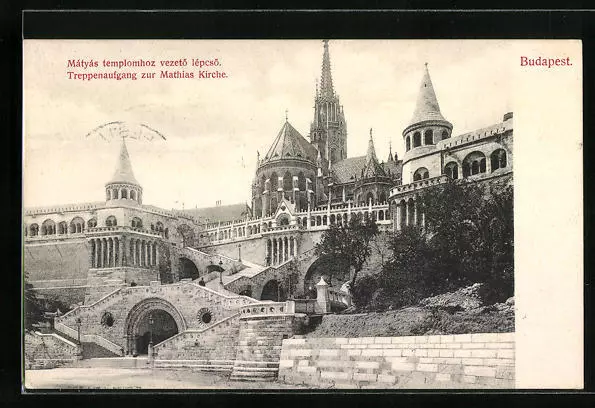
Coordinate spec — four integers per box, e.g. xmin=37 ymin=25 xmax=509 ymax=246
xmin=109 ymin=137 xmax=139 ymax=185
xmin=362 ymin=128 xmax=387 ymax=179
xmin=319 ymin=40 xmax=334 ymax=99
xmin=387 ymin=140 xmax=394 ymax=162
xmin=408 ymin=63 xmax=450 ymax=127
xmin=366 ymin=128 xmax=378 ymax=164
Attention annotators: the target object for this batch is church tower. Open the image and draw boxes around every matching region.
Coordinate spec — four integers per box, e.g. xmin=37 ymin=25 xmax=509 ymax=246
xmin=105 ymin=138 xmax=143 ymax=206
xmin=310 ymin=40 xmax=347 ymax=165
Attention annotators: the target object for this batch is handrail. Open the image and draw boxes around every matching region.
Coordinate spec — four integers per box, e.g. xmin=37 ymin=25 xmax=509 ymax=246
xmin=34 ymin=331 xmax=78 ymax=348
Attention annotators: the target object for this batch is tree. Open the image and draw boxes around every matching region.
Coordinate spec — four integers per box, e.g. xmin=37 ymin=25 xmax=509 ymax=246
xmin=353 ymin=178 xmax=514 ymax=311
xmin=315 ymin=213 xmax=378 ymax=288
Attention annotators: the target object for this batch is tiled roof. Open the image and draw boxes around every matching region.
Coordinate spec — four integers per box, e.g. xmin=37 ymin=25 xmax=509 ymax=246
xmin=331 ymin=156 xmax=402 ymax=184
xmin=331 ymin=156 xmax=366 ymax=183
xmin=382 ymin=160 xmax=402 ymax=180
xmin=262 ymin=121 xmax=318 ymax=164
xmin=181 ymin=203 xmax=251 ymax=224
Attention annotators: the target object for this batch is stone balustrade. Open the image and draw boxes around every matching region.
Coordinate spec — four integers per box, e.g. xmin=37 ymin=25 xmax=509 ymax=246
xmin=389 ymin=175 xmax=449 ymax=197
xmin=238 ymin=302 xmax=289 ymax=318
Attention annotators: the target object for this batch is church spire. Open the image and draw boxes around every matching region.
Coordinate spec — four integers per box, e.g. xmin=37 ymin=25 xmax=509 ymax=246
xmin=387 ymin=140 xmax=394 ymax=162
xmin=362 ymin=128 xmax=387 ymax=179
xmin=366 ymin=128 xmax=378 ymax=165
xmin=319 ymin=40 xmax=334 ymax=100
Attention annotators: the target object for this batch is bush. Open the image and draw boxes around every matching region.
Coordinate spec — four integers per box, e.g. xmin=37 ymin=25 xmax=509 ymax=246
xmin=351 ymin=274 xmax=378 ymax=309
xmin=410 ymin=308 xmax=514 ymax=335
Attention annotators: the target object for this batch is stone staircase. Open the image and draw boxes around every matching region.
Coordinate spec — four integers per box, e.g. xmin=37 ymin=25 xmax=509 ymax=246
xmin=71 ymin=356 xmax=150 ymax=369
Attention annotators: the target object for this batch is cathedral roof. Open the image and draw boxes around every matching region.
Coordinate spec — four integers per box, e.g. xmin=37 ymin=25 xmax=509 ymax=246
xmin=331 ymin=156 xmax=402 ymax=184
xmin=107 ymin=138 xmax=140 ymax=186
xmin=407 ymin=64 xmax=452 ymax=129
xmin=262 ymin=120 xmax=318 ymax=164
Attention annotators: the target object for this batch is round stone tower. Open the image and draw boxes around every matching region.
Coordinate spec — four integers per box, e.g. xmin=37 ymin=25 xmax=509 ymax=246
xmin=402 ymin=63 xmax=453 ymax=184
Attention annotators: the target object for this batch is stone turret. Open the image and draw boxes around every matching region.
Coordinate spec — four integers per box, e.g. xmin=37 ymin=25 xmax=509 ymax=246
xmin=105 ymin=138 xmax=143 ymax=206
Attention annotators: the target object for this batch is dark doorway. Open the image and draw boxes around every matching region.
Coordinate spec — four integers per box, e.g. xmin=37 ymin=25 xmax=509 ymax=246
xmin=179 ymin=257 xmax=200 ymax=280
xmin=135 ymin=309 xmax=179 ymax=355
xmin=260 ymin=279 xmax=286 ymax=302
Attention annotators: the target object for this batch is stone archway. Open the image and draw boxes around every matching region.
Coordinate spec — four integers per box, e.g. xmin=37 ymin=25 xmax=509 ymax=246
xmin=124 ymin=297 xmax=186 ymax=355
xmin=303 ymin=255 xmax=350 ymax=296
xmin=179 ymin=257 xmax=200 ymax=280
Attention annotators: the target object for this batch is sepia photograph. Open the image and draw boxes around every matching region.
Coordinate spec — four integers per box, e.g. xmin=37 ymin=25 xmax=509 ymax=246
xmin=21 ymin=38 xmax=581 ymax=390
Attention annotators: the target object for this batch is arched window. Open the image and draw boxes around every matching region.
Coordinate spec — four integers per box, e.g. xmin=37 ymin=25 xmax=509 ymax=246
xmin=441 ymin=130 xmax=449 ymax=140
xmin=155 ymin=221 xmax=164 ymax=233
xmin=121 ymin=189 xmax=128 ymax=199
xmin=70 ymin=217 xmax=84 ymax=233
xmin=270 ymin=172 xmax=278 ymax=192
xmin=490 ymin=149 xmax=507 ymax=172
xmin=424 ymin=129 xmax=433 ymax=145
xmin=87 ymin=218 xmax=97 ymax=229
xmin=131 ymin=217 xmax=143 ymax=229
xmin=413 ymin=132 xmax=421 ymax=148
xmin=260 ymin=175 xmax=266 ymax=193
xmin=463 ymin=151 xmax=487 ymax=177
xmin=30 ymin=223 xmax=39 ymax=237
xmin=283 ymin=172 xmax=292 ymax=191
xmin=58 ymin=221 xmax=68 ymax=235
xmin=444 ymin=162 xmax=459 ymax=179
xmin=130 ymin=190 xmax=136 ymax=200
xmin=106 ymin=190 xmax=111 ymax=201
xmin=379 ymin=192 xmax=387 ymax=204
xmin=366 ymin=192 xmax=374 ymax=205
xmin=413 ymin=167 xmax=429 ymax=181
xmin=41 ymin=219 xmax=56 ymax=235
xmin=406 ymin=136 xmax=411 ymax=151
xmin=105 ymin=216 xmax=117 ymax=227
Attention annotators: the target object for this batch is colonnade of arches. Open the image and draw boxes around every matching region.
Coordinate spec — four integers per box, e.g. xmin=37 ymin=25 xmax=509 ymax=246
xmin=393 ymin=197 xmax=425 ymax=230
xmin=265 ymin=236 xmax=298 ymax=266
xmin=295 ymin=208 xmax=389 ymax=228
xmin=405 ymin=128 xmax=451 ymax=151
xmin=90 ymin=236 xmax=159 ymax=269
xmin=106 ymin=185 xmax=142 ymax=204
xmin=411 ymin=148 xmax=509 ymax=182
xmin=25 ymin=216 xmax=94 ymax=237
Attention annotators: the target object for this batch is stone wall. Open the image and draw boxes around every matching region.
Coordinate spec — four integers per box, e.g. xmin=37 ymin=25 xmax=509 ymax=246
xmin=24 ymin=332 xmax=78 ymax=369
xmin=278 ymin=333 xmax=515 ymax=388
xmin=153 ymin=313 xmax=241 ymax=371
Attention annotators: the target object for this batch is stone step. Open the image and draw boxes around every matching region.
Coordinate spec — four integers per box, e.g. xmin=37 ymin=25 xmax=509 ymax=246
xmin=232 ymin=360 xmax=279 ymax=368
xmin=71 ymin=357 xmax=150 ymax=369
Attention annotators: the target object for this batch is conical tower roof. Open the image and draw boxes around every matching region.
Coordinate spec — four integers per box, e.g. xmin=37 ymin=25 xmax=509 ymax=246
xmin=362 ymin=129 xmax=386 ymax=178
xmin=107 ymin=138 xmax=140 ymax=185
xmin=407 ymin=63 xmax=451 ymax=128
xmin=262 ymin=120 xmax=318 ymax=164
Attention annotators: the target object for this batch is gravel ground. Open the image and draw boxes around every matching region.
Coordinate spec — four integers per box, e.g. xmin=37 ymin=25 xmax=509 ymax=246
xmin=24 ymin=367 xmax=312 ymax=390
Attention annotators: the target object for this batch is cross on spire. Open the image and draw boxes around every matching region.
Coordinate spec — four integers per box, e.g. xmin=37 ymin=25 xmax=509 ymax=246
xmin=285 ymin=109 xmax=288 ymax=122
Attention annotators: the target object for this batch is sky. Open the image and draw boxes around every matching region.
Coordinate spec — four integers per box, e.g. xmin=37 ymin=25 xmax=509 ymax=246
xmin=23 ymin=39 xmax=512 ymax=210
